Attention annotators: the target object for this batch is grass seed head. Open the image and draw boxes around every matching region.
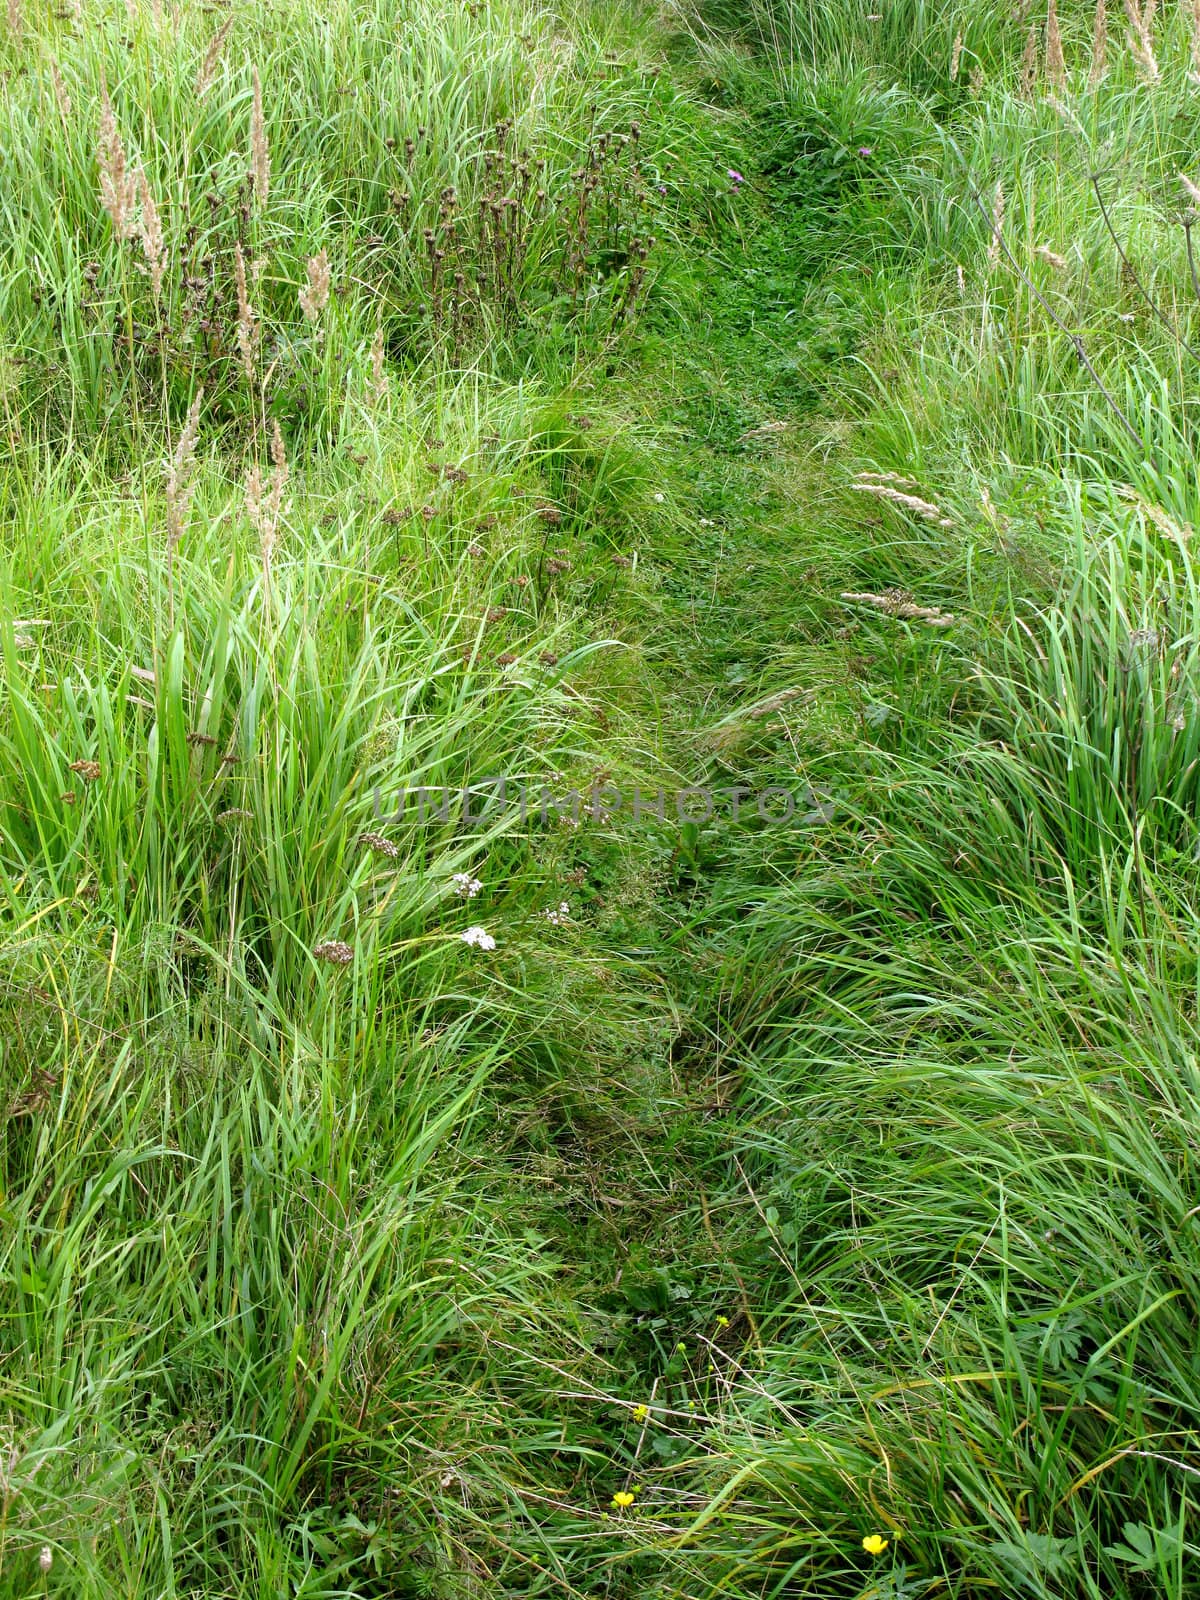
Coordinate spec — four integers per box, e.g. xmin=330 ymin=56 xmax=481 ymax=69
xmin=370 ymin=319 xmax=387 ymax=402
xmin=233 ymin=242 xmax=257 ymax=380
xmin=98 ymin=84 xmax=137 ymax=241
xmin=49 ymin=59 xmax=71 ymax=123
xmin=136 ymin=169 xmax=165 ymax=300
xmin=166 ymin=388 xmax=203 ymax=553
xmin=1046 ymin=0 xmax=1066 ymax=85
xmin=299 ymin=248 xmax=331 ymax=322
xmin=1089 ymin=0 xmax=1108 ymax=83
xmin=250 ymin=64 xmax=270 ymax=205
xmin=1123 ymin=0 xmax=1159 ymax=80
xmin=986 ymin=180 xmax=1005 ymax=269
xmin=196 ymin=17 xmax=232 ymax=95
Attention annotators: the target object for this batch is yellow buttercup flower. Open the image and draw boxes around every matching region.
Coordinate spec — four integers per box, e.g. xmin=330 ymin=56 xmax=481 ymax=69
xmin=632 ymin=1404 xmax=648 ymax=1422
xmin=611 ymin=1490 xmax=636 ymax=1509
xmin=862 ymin=1534 xmax=889 ymax=1556
xmin=715 ymin=1315 xmax=730 ymax=1328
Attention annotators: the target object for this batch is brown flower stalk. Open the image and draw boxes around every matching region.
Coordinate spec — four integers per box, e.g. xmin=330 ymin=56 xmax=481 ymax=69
xmin=313 ymin=940 xmax=354 ymax=965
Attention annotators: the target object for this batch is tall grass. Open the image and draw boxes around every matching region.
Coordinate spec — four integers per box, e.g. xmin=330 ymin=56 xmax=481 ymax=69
xmin=0 ymin=3 xmax=710 ymax=1592
xmin=9 ymin=0 xmax=1200 ymax=1594
xmin=633 ymin=3 xmax=1200 ymax=1596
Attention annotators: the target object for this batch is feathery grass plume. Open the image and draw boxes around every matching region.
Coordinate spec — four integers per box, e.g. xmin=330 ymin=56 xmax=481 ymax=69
xmin=986 ymin=180 xmax=1005 ymax=270
xmin=840 ymin=590 xmax=956 ymax=627
xmin=165 ymin=388 xmax=202 ymax=555
xmin=1089 ymin=0 xmax=1108 ymax=83
xmin=7 ymin=0 xmax=22 ymax=41
xmin=136 ymin=169 xmax=164 ymax=301
xmin=1124 ymin=0 xmax=1160 ymax=79
xmin=1036 ymin=243 xmax=1068 ymax=267
xmin=250 ymin=65 xmax=270 ymax=207
xmin=1020 ymin=22 xmax=1040 ymax=94
xmin=1046 ymin=0 xmax=1066 ymax=84
xmin=950 ymin=30 xmax=964 ymax=80
xmin=1117 ymin=486 xmax=1194 ymax=542
xmin=196 ymin=17 xmax=232 ymax=95
xmin=233 ymin=242 xmax=257 ymax=381
xmin=851 ymin=474 xmax=955 ymax=528
xmin=1180 ymin=172 xmax=1200 ymax=208
xmin=97 ymin=84 xmax=137 ymax=241
xmin=298 ymin=248 xmax=331 ymax=323
xmin=49 ymin=59 xmax=71 ymax=126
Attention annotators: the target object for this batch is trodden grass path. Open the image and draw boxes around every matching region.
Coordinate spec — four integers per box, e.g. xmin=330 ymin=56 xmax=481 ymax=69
xmin=5 ymin=1 xmax=1200 ymax=1596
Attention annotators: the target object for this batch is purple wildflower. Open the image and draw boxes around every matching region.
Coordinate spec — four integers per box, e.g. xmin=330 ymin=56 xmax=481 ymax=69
xmin=728 ymin=169 xmax=744 ymax=184
xmin=857 ymin=146 xmax=873 ymax=157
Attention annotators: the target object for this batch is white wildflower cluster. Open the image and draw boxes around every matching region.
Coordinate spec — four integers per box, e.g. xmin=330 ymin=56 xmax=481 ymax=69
xmin=460 ymin=925 xmax=496 ymax=951
xmin=542 ymin=902 xmax=571 ymax=927
xmin=451 ymin=871 xmax=483 ymax=898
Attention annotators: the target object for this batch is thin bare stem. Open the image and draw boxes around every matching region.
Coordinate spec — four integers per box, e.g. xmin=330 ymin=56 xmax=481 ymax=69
xmin=1091 ymin=173 xmax=1200 ymax=361
xmin=965 ymin=175 xmax=1145 ymax=454
xmin=1185 ymin=222 xmax=1200 ymax=310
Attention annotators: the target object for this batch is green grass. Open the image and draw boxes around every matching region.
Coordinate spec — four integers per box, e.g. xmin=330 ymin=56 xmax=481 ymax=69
xmin=5 ymin=0 xmax=1200 ymax=1595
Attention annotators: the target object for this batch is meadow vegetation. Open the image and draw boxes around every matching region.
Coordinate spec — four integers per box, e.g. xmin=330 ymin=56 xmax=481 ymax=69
xmin=3 ymin=0 xmax=1200 ymax=1595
